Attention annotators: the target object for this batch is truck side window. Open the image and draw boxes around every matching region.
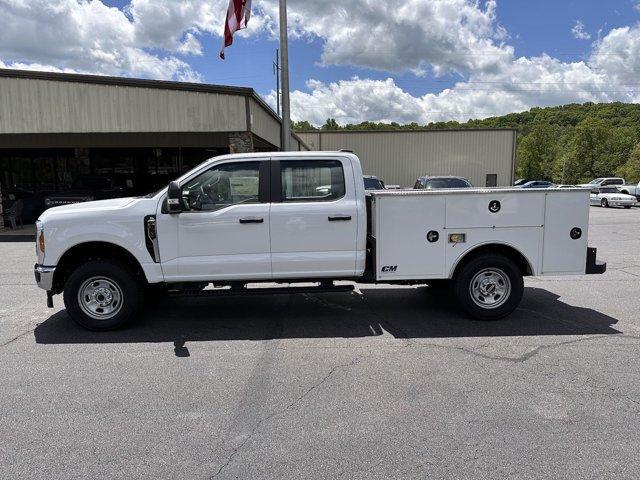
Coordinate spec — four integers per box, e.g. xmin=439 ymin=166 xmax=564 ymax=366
xmin=281 ymin=160 xmax=345 ymax=202
xmin=181 ymin=162 xmax=260 ymax=211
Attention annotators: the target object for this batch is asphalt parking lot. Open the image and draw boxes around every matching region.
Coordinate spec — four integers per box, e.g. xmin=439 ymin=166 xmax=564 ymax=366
xmin=1 ymin=206 xmax=640 ymax=479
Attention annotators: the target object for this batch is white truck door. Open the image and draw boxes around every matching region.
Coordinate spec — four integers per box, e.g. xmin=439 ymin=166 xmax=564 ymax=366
xmin=157 ymin=159 xmax=272 ymax=281
xmin=270 ymin=157 xmax=359 ymax=278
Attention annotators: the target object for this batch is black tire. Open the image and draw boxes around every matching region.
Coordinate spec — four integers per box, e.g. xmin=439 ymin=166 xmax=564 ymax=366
xmin=63 ymin=260 xmax=142 ymax=331
xmin=601 ymin=198 xmax=609 ymax=208
xmin=452 ymin=254 xmax=524 ymax=321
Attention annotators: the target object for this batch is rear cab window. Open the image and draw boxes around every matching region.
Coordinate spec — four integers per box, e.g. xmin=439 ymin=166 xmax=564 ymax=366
xmin=280 ymin=160 xmax=345 ymax=202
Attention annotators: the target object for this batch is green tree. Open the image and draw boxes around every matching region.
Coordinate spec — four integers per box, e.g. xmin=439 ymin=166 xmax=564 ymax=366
xmin=292 ymin=120 xmax=316 ymax=132
xmin=603 ymin=127 xmax=638 ymax=176
xmin=616 ymin=143 xmax=640 ymax=182
xmin=562 ymin=118 xmax=613 ymax=184
xmin=321 ymin=118 xmax=341 ymax=130
xmin=515 ymin=123 xmax=559 ymax=180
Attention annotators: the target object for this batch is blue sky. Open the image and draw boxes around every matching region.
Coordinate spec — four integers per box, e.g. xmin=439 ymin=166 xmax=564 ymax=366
xmin=1 ymin=0 xmax=640 ymax=124
xmin=182 ymin=0 xmax=640 ymax=97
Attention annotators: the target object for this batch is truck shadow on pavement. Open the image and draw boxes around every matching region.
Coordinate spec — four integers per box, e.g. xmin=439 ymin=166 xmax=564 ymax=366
xmin=34 ymin=286 xmax=620 ymax=346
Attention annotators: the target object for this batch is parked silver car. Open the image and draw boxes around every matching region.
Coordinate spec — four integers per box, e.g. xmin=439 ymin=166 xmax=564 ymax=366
xmin=590 ymin=186 xmax=637 ymax=208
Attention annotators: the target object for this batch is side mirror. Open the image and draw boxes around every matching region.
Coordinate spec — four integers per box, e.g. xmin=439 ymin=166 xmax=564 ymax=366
xmin=167 ymin=181 xmax=183 ymax=213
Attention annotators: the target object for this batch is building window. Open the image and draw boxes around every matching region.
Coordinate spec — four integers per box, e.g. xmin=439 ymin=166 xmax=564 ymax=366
xmin=281 ymin=160 xmax=345 ymax=202
xmin=486 ymin=174 xmax=498 ymax=187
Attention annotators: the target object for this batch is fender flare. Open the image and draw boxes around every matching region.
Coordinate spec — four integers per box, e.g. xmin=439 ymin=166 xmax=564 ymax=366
xmin=448 ymin=241 xmax=536 ymax=278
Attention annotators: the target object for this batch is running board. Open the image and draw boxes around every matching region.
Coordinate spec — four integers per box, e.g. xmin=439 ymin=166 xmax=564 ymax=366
xmin=168 ymin=283 xmax=354 ymax=298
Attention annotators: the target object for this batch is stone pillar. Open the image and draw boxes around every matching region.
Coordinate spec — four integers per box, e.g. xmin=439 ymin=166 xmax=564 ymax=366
xmin=228 ymin=132 xmax=254 ymax=154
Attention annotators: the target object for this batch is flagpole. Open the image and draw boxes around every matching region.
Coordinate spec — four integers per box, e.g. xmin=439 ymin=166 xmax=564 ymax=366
xmin=279 ymin=0 xmax=291 ymax=151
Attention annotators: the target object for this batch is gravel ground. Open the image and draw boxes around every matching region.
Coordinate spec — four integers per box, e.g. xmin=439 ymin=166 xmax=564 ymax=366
xmin=1 ymin=206 xmax=639 ymax=479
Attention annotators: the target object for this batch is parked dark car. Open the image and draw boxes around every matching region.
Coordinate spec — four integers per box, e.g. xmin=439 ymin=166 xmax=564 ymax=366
xmin=414 ymin=176 xmax=473 ymax=189
xmin=44 ymin=174 xmax=138 ymax=208
xmin=363 ymin=175 xmax=385 ymax=190
xmin=517 ymin=180 xmax=556 ymax=189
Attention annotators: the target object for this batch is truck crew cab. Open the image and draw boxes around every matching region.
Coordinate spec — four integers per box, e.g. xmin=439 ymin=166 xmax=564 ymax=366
xmin=34 ymin=152 xmax=606 ymax=330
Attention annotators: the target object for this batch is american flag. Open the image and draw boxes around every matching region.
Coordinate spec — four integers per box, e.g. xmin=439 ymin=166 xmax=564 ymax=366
xmin=220 ymin=0 xmax=252 ymax=59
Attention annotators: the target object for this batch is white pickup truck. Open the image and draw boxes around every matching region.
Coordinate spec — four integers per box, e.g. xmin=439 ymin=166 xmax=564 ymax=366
xmin=618 ymin=181 xmax=640 ymax=201
xmin=34 ymin=152 xmax=606 ymax=330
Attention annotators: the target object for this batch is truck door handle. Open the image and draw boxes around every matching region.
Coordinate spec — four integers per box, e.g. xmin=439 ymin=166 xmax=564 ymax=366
xmin=328 ymin=215 xmax=352 ymax=222
xmin=239 ymin=217 xmax=264 ymax=224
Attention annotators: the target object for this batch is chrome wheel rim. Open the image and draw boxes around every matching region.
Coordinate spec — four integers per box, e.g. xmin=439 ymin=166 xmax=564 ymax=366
xmin=78 ymin=277 xmax=123 ymax=320
xmin=601 ymin=199 xmax=607 ymax=207
xmin=469 ymin=268 xmax=511 ymax=309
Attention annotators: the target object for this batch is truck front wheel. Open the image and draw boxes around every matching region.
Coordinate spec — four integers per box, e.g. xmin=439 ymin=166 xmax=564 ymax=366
xmin=63 ymin=260 xmax=142 ymax=331
xmin=452 ymin=254 xmax=524 ymax=321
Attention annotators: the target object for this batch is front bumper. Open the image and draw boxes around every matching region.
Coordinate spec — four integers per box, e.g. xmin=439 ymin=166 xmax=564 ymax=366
xmin=609 ymin=200 xmax=636 ymax=207
xmin=34 ymin=264 xmax=56 ymax=290
xmin=586 ymin=247 xmax=606 ymax=275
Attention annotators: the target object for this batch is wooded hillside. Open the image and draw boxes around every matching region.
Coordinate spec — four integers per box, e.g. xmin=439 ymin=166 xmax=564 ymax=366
xmin=294 ymin=102 xmax=640 ymax=183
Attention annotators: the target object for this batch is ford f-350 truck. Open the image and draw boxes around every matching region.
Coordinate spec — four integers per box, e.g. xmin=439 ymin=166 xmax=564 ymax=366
xmin=34 ymin=152 xmax=606 ymax=330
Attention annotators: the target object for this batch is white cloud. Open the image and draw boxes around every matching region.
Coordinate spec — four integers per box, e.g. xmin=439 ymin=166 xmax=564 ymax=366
xmin=2 ymin=0 xmax=516 ymax=80
xmin=0 ymin=0 xmax=209 ymax=80
xmin=256 ymin=0 xmax=512 ymax=77
xmin=266 ymin=77 xmax=427 ymax=126
xmin=572 ymin=20 xmax=591 ymax=40
xmin=177 ymin=33 xmax=204 ymax=56
xmin=2 ymin=0 xmax=640 ymax=126
xmin=126 ymin=0 xmax=224 ymax=51
xmin=590 ymin=25 xmax=640 ymax=86
xmin=280 ymin=24 xmax=640 ymax=125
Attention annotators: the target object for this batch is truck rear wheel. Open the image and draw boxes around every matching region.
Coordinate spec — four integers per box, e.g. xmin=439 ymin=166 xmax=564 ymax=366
xmin=63 ymin=260 xmax=142 ymax=331
xmin=452 ymin=254 xmax=524 ymax=321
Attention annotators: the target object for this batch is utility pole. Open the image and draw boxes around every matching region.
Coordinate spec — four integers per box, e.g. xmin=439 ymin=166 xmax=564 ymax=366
xmin=279 ymin=0 xmax=291 ymax=151
xmin=273 ymin=48 xmax=281 ymax=117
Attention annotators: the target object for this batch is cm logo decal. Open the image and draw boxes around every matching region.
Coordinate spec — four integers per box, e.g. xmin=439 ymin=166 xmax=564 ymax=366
xmin=488 ymin=200 xmax=501 ymax=213
xmin=381 ymin=265 xmax=398 ymax=273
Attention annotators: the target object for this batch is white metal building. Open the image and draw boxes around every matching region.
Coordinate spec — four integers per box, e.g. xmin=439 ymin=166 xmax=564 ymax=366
xmin=297 ymin=129 xmax=517 ymax=187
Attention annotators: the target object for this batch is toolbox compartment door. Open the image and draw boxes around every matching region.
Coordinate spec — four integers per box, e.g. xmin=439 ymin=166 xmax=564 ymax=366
xmin=541 ymin=191 xmax=589 ymax=274
xmin=446 ymin=192 xmax=545 ymax=229
xmin=375 ymin=195 xmax=446 ymax=280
